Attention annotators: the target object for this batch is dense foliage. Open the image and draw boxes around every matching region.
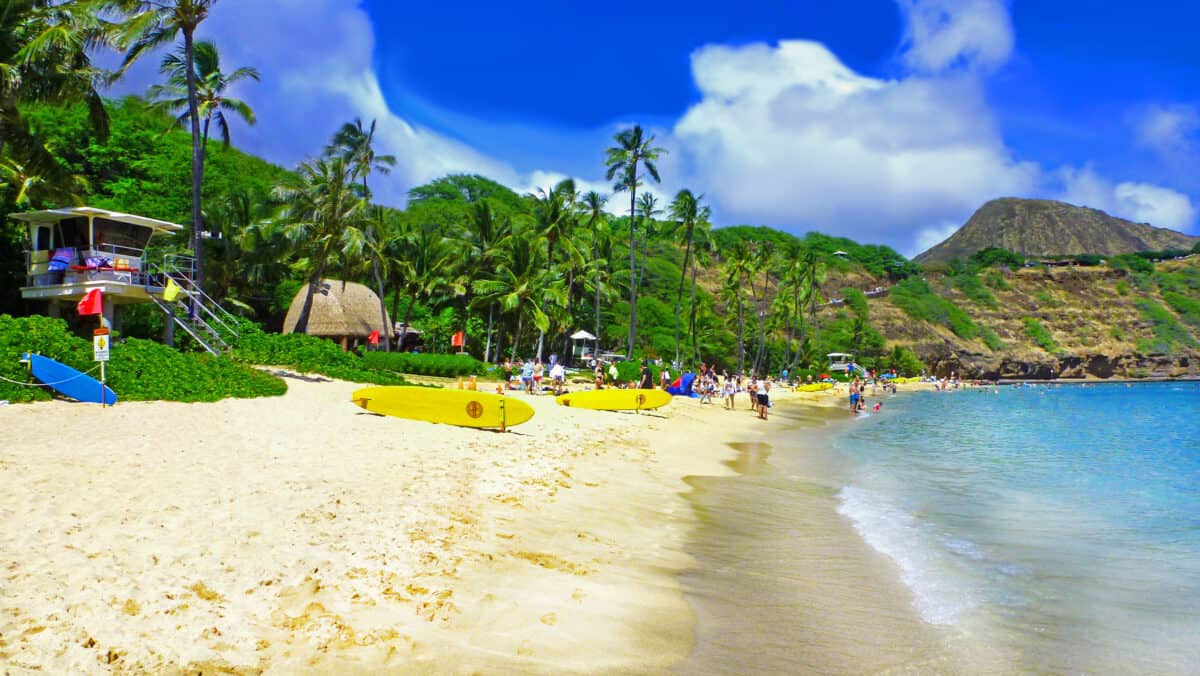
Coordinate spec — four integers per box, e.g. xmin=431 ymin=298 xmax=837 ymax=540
xmin=361 ymin=352 xmax=490 ymax=378
xmin=0 ymin=314 xmax=285 ymax=403
xmin=1022 ymin=317 xmax=1060 ymax=354
xmin=889 ymin=277 xmax=978 ymax=340
xmin=231 ymin=328 xmax=406 ymax=385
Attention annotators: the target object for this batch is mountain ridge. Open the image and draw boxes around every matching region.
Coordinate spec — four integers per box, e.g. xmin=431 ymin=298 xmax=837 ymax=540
xmin=914 ymin=198 xmax=1200 ymax=264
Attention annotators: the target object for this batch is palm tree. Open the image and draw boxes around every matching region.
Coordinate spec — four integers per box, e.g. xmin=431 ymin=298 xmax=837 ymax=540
xmin=113 ymin=0 xmax=217 ymax=288
xmin=688 ymin=216 xmax=713 ymax=364
xmin=668 ymin=189 xmax=707 ymax=365
xmin=722 ymin=240 xmax=754 ymax=374
xmin=462 ymin=200 xmax=512 ymax=362
xmin=604 ymin=124 xmax=665 ymax=356
xmin=271 ymin=155 xmax=368 ymax=335
xmin=530 ymin=178 xmax=579 ymax=271
xmin=389 ymin=221 xmax=459 ymax=350
xmin=1 ymin=1 xmax=115 ymax=189
xmin=581 ymin=190 xmax=607 ymax=359
xmin=750 ymin=240 xmax=776 ymax=375
xmin=473 ymin=227 xmax=562 ymax=361
xmin=148 ymin=40 xmax=257 ymax=157
xmin=326 ymin=118 xmax=396 ymax=349
xmin=635 ymin=191 xmax=660 ymax=292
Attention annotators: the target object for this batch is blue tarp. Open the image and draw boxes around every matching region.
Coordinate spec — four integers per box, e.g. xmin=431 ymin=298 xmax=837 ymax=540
xmin=667 ymin=371 xmax=697 ymax=396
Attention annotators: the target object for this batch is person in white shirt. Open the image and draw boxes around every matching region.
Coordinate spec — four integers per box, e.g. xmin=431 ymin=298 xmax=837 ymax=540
xmin=550 ymin=362 xmax=566 ymax=395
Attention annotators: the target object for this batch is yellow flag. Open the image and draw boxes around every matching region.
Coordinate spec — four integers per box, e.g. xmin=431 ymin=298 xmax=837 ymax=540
xmin=163 ymin=277 xmax=181 ymax=302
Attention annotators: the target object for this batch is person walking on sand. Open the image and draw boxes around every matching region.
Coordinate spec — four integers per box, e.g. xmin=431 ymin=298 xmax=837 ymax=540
xmin=659 ymin=366 xmax=671 ymax=391
xmin=520 ymin=360 xmax=534 ymax=394
xmin=758 ymin=381 xmax=771 ymax=420
xmin=550 ymin=360 xmax=566 ymax=396
xmin=723 ymin=374 xmax=736 ymax=409
xmin=532 ymin=359 xmax=544 ymax=394
xmin=607 ymin=361 xmax=619 ymax=387
xmin=638 ymin=360 xmax=654 ymax=389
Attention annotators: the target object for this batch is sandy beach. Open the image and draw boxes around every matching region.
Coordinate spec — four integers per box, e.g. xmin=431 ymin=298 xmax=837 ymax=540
xmin=0 ymin=374 xmax=814 ymax=673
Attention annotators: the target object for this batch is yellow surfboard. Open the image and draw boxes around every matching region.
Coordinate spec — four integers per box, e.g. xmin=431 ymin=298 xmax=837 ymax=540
xmin=796 ymin=382 xmax=834 ymax=392
xmin=555 ymin=388 xmax=673 ymax=411
xmin=352 ymin=386 xmax=535 ymax=430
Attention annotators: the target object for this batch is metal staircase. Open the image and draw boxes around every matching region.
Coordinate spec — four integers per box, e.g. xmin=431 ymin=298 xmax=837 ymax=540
xmin=150 ymin=255 xmax=239 ymax=355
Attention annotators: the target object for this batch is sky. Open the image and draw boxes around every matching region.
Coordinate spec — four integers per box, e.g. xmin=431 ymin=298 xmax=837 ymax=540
xmin=106 ymin=0 xmax=1200 ymax=256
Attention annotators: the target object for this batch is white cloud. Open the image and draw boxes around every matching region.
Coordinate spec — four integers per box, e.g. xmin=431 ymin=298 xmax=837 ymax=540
xmin=911 ymin=221 xmax=962 ymax=257
xmin=897 ymin=0 xmax=1014 ymax=73
xmin=104 ymin=0 xmax=517 ymax=208
xmin=1057 ymin=166 xmax=1196 ymax=231
xmin=1134 ymin=103 xmax=1199 ymax=162
xmin=672 ymin=39 xmax=1038 ymax=250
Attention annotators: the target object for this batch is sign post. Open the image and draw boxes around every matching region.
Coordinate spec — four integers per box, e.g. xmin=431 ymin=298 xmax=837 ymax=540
xmin=93 ymin=328 xmax=110 ymax=408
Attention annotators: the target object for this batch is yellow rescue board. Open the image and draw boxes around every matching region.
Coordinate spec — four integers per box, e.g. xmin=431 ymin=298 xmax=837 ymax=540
xmin=796 ymin=382 xmax=834 ymax=392
xmin=352 ymin=386 xmax=535 ymax=430
xmin=555 ymin=388 xmax=672 ymax=411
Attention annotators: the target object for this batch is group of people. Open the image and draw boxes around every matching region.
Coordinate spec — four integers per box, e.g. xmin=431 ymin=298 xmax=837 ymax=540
xmin=681 ymin=364 xmax=775 ymax=420
xmin=501 ymin=357 xmax=567 ymax=396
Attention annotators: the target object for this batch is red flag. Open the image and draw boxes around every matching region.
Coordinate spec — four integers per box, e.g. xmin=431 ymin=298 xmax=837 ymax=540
xmin=451 ymin=331 xmax=465 ymax=347
xmin=77 ymin=289 xmax=103 ymax=316
xmin=368 ymin=330 xmax=380 ymax=345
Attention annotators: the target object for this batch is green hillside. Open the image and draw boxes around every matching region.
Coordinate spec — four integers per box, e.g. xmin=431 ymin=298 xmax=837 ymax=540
xmin=4 ymin=97 xmax=1200 ymax=382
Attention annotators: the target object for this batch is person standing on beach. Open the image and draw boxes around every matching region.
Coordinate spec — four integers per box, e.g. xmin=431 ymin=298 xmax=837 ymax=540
xmin=594 ymin=363 xmax=604 ymax=390
xmin=550 ymin=360 xmax=565 ymax=395
xmin=607 ymin=361 xmax=619 ymax=387
xmin=521 ymin=360 xmax=534 ymax=394
xmin=659 ymin=366 xmax=671 ymax=391
xmin=638 ymin=361 xmax=653 ymax=389
xmin=757 ymin=381 xmax=771 ymax=420
xmin=532 ymin=359 xmax=544 ymax=394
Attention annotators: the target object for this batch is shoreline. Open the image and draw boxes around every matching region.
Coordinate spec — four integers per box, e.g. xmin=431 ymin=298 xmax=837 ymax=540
xmin=0 ymin=378 xmax=944 ymax=672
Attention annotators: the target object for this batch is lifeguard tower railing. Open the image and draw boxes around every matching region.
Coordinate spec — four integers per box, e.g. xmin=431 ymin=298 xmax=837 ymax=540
xmin=147 ymin=254 xmax=239 ymax=355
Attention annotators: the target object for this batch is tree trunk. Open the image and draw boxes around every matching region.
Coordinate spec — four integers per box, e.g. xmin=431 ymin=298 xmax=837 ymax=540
xmin=484 ymin=303 xmax=494 ymax=364
xmin=674 ymin=232 xmax=692 ymax=365
xmin=593 ymin=233 xmax=602 ymax=361
xmin=627 ymin=168 xmax=638 ymax=357
xmin=736 ymin=295 xmax=745 ymax=376
xmin=184 ymin=28 xmax=206 ymax=292
xmin=510 ymin=303 xmax=524 ymax=362
xmin=398 ymin=294 xmax=415 ymax=352
xmin=536 ymin=330 xmax=544 ymax=361
xmin=689 ymin=261 xmax=699 ymax=364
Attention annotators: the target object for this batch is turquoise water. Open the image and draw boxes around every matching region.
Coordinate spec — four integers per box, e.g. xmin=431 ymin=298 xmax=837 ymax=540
xmin=834 ymin=383 xmax=1200 ymax=673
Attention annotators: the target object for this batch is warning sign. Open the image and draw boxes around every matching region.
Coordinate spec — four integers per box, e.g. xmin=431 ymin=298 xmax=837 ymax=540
xmin=93 ymin=328 xmax=110 ymax=362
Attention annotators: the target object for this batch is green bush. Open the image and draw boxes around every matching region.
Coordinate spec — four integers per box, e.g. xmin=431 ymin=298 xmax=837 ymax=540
xmin=980 ymin=325 xmax=1004 ymax=351
xmin=362 ymin=352 xmax=489 ymax=378
xmin=1108 ymin=253 xmax=1154 ymax=274
xmin=951 ymin=273 xmax=998 ymax=308
xmin=1022 ymin=317 xmax=1060 ymax=354
xmin=0 ymin=314 xmax=286 ymax=403
xmin=983 ymin=270 xmax=1011 ymax=291
xmin=1162 ymin=291 xmax=1200 ymax=327
xmin=232 ymin=328 xmax=405 ymax=385
xmin=1033 ymin=291 xmax=1055 ymax=305
xmin=1133 ymin=299 xmax=1198 ymax=354
xmin=889 ymin=277 xmax=978 ymax=340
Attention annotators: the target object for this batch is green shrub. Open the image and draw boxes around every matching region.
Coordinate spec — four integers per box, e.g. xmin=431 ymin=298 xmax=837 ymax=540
xmin=1022 ymin=317 xmax=1060 ymax=354
xmin=1108 ymin=253 xmax=1154 ymax=274
xmin=983 ymin=270 xmax=1010 ymax=291
xmin=969 ymin=247 xmax=1024 ymax=269
xmin=362 ymin=352 xmax=489 ymax=378
xmin=951 ymin=273 xmax=998 ymax=308
xmin=1162 ymin=291 xmax=1200 ymax=326
xmin=232 ymin=328 xmax=405 ymax=385
xmin=1109 ymin=325 xmax=1125 ymax=341
xmin=1115 ymin=280 xmax=1130 ymax=296
xmin=889 ymin=278 xmax=978 ymax=340
xmin=1033 ymin=291 xmax=1055 ymax=305
xmin=980 ymin=326 xmax=1004 ymax=351
xmin=1133 ymin=299 xmax=1198 ymax=354
xmin=0 ymin=314 xmax=286 ymax=403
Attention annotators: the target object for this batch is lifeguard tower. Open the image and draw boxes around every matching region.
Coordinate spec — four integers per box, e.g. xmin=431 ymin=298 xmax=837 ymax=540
xmin=14 ymin=206 xmax=237 ymax=354
xmin=827 ymin=352 xmax=864 ymax=376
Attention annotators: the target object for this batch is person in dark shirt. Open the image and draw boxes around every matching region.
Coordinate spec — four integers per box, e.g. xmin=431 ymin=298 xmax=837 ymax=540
xmin=638 ymin=361 xmax=653 ymax=389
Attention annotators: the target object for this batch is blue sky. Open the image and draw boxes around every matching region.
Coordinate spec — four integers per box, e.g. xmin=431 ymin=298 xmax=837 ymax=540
xmin=111 ymin=0 xmax=1200 ymax=255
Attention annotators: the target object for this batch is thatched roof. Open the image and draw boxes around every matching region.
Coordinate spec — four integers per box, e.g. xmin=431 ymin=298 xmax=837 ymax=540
xmin=282 ymin=279 xmax=392 ymax=338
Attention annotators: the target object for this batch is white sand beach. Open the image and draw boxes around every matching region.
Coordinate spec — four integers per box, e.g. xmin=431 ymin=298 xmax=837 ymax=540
xmin=0 ymin=376 xmax=789 ymax=673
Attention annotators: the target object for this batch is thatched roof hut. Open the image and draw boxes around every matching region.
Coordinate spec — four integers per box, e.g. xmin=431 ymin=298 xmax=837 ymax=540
xmin=282 ymin=279 xmax=391 ymax=349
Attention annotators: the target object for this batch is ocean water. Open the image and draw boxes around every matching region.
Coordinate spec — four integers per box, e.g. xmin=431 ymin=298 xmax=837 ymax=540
xmin=677 ymin=383 xmax=1200 ymax=674
xmin=832 ymin=383 xmax=1200 ymax=673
